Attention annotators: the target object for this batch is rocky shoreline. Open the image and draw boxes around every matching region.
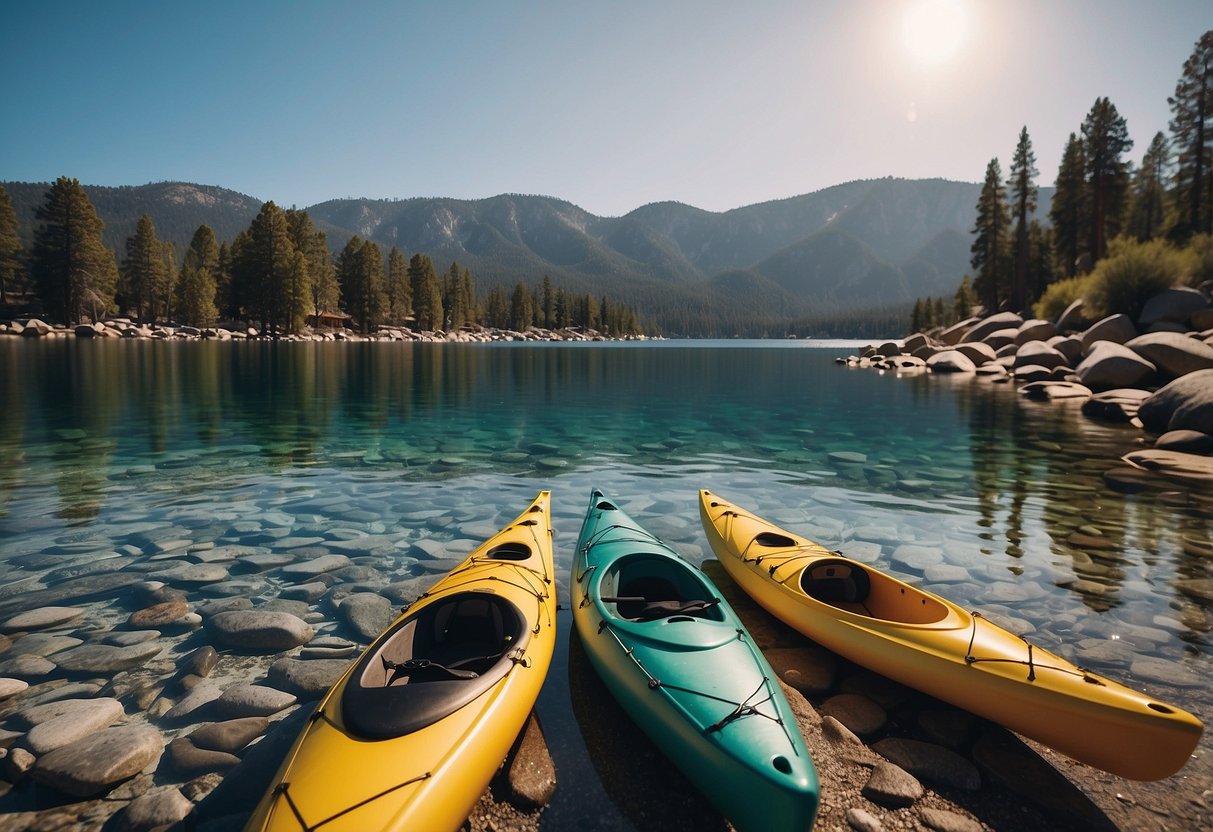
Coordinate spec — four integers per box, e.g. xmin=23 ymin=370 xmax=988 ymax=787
xmin=843 ymin=288 xmax=1213 ymax=492
xmin=1 ymin=317 xmax=648 ymax=344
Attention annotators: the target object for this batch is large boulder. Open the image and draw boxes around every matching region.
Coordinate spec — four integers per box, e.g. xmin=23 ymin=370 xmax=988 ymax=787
xmin=1056 ymin=298 xmax=1089 ymax=334
xmin=1125 ymin=332 xmax=1213 ymax=379
xmin=1013 ymin=341 xmax=1069 ymax=371
xmin=981 ymin=329 xmax=1018 ymax=350
xmin=1081 ymin=314 xmax=1137 ymax=353
xmin=1138 ymin=287 xmax=1210 ymax=327
xmin=904 ymin=333 xmax=930 ymax=353
xmin=961 ymin=312 xmax=1024 ymax=344
xmin=1082 ymin=388 xmax=1153 ymax=422
xmin=953 ymin=343 xmax=996 ymax=367
xmin=1015 ymin=319 xmax=1057 ymax=345
xmin=207 ymin=611 xmax=313 ymax=651
xmin=1075 ymin=342 xmax=1156 ymax=392
xmin=939 ymin=318 xmax=980 ymax=346
xmin=926 ymin=351 xmax=977 ymax=374
xmin=21 ymin=319 xmax=52 ymax=337
xmin=1139 ymin=369 xmax=1213 ymax=434
xmin=1047 ymin=335 xmax=1084 ymax=365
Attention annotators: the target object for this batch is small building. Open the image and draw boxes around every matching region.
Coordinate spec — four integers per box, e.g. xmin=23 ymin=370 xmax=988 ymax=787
xmin=308 ymin=312 xmax=352 ymax=331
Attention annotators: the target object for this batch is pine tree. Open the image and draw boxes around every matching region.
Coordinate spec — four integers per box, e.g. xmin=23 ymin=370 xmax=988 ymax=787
xmin=971 ymin=158 xmax=1010 ymax=312
xmin=121 ymin=215 xmax=165 ymax=322
xmin=215 ymin=242 xmax=234 ymax=320
xmin=510 ymin=282 xmax=534 ymax=330
xmin=443 ymin=261 xmax=474 ymax=328
xmin=385 ymin=246 xmax=410 ymax=325
xmin=1128 ymin=132 xmax=1171 ymax=242
xmin=231 ymin=201 xmax=297 ymax=334
xmin=285 ymin=210 xmax=330 ymax=327
xmin=460 ymin=266 xmax=476 ymax=325
xmin=483 ymin=285 xmax=509 ymax=328
xmin=1050 ymin=133 xmax=1089 ymax=277
xmin=160 ymin=241 xmax=178 ymax=322
xmin=1007 ymin=127 xmax=1038 ymax=311
xmin=336 ymin=236 xmax=388 ymax=333
xmin=953 ymin=275 xmax=975 ymax=320
xmin=0 ymin=185 xmax=23 ymax=305
xmin=1168 ymin=30 xmax=1213 ymax=239
xmin=31 ymin=177 xmax=117 ymax=324
xmin=176 ymin=225 xmax=219 ymax=327
xmin=1027 ymin=220 xmax=1056 ymax=302
xmin=1082 ymin=97 xmax=1133 ymax=264
xmin=541 ymin=275 xmax=555 ymax=328
xmin=408 ymin=253 xmax=443 ymax=331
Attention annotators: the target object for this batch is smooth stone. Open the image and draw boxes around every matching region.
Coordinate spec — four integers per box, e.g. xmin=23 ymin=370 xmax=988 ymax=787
xmin=24 ymin=698 xmax=126 ymax=754
xmin=2 ymin=606 xmax=85 ymax=633
xmin=1176 ymin=578 xmax=1213 ymax=601
xmin=923 ymin=564 xmax=970 ymax=583
xmin=14 ymin=696 xmax=120 ymax=729
xmin=237 ymin=553 xmax=294 ymax=572
xmin=9 ymin=633 xmax=83 ymax=657
xmin=120 ymin=787 xmax=195 ymax=830
xmin=32 ymin=724 xmax=164 ymax=798
xmin=341 ymin=593 xmax=394 ymax=641
xmin=5 ymin=746 xmax=36 ymax=781
xmin=1129 ymin=656 xmax=1204 ymax=687
xmin=919 ymin=808 xmax=984 ymax=832
xmin=828 ymin=451 xmax=868 ymax=465
xmin=102 ymin=630 xmax=161 ymax=647
xmin=184 ymin=645 xmax=220 ymax=678
xmin=0 ymin=677 xmax=29 ymax=699
xmin=0 ymin=654 xmax=57 ymax=678
xmin=845 ymin=807 xmax=884 ymax=832
xmin=505 ymin=712 xmax=557 ymax=809
xmin=197 ymin=598 xmax=254 ymax=618
xmin=763 ymin=647 xmax=838 ymax=695
xmin=156 ymin=563 xmax=229 ymax=584
xmin=1156 ymin=429 xmax=1213 ymax=453
xmin=266 ymin=658 xmax=351 ymax=700
xmin=279 ymin=555 xmax=353 ymax=578
xmin=188 ymin=717 xmax=269 ymax=754
xmin=890 ymin=544 xmax=944 ymax=569
xmin=169 ymin=737 xmax=241 ymax=775
xmin=298 ymin=645 xmax=359 ymax=659
xmin=862 ymin=760 xmax=924 ymax=808
xmin=280 ymin=582 xmax=328 ymax=602
xmin=53 ymin=642 xmax=164 ymax=674
xmin=871 ymin=737 xmax=981 ymax=790
xmin=819 ymin=693 xmax=887 ymax=737
xmin=213 ymin=684 xmax=297 ymax=718
xmin=128 ymin=599 xmax=189 ymax=628
xmin=163 ymin=681 xmax=224 ymax=721
xmin=208 ymin=611 xmax=314 ymax=651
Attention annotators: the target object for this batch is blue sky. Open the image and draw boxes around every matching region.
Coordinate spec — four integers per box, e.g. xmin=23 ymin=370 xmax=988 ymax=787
xmin=2 ymin=1 xmax=1208 ymax=216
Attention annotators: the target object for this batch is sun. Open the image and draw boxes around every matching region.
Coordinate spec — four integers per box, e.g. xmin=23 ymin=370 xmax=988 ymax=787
xmin=902 ymin=0 xmax=967 ymax=66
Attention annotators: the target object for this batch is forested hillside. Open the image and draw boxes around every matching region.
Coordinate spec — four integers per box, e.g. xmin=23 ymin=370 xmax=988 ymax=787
xmin=3 ymin=177 xmax=1031 ymax=335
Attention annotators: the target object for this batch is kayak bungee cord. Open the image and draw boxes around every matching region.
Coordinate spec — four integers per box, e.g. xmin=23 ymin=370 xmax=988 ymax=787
xmin=963 ymin=611 xmax=1108 ymax=685
xmin=267 ymin=772 xmax=432 ymax=832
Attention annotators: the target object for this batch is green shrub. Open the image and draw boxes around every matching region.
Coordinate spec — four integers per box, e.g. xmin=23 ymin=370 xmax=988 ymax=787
xmin=1084 ymin=237 xmax=1186 ymax=320
xmin=1183 ymin=233 xmax=1213 ymax=287
xmin=1033 ymin=274 xmax=1093 ymax=322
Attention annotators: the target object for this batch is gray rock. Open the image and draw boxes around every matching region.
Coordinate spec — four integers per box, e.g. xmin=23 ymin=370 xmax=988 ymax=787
xmin=819 ymin=693 xmax=887 ymax=737
xmin=1014 ymin=319 xmax=1056 ymax=344
xmin=939 ymin=318 xmax=979 ymax=345
xmin=506 ymin=712 xmax=557 ymax=809
xmin=208 ymin=610 xmax=313 ymax=651
xmin=53 ymin=642 xmax=164 ymax=674
xmin=280 ymin=554 xmax=353 ymax=578
xmin=872 ymin=737 xmax=981 ymax=789
xmin=266 ymin=657 xmax=351 ymax=699
xmin=0 ymin=654 xmax=57 ymax=678
xmin=1139 ymin=286 xmax=1210 ymax=326
xmin=168 ymin=736 xmax=241 ymax=775
xmin=340 ymin=592 xmax=394 ymax=641
xmin=103 ymin=630 xmax=161 ymax=647
xmin=1082 ymin=387 xmax=1152 ymax=422
xmin=1126 ymin=331 xmax=1213 ymax=378
xmin=960 ymin=312 xmax=1023 ymax=344
xmin=119 ymin=787 xmax=194 ymax=831
xmin=1139 ymin=368 xmax=1213 ymax=434
xmin=917 ymin=708 xmax=980 ymax=750
xmin=862 ymin=760 xmax=924 ymax=808
xmin=188 ymin=717 xmax=268 ymax=753
xmin=1075 ymin=341 xmax=1155 ymax=391
xmin=952 ymin=342 xmax=996 ymax=366
xmin=9 ymin=633 xmax=82 ymax=656
xmin=1056 ymin=298 xmax=1089 ymax=333
xmin=2 ymin=606 xmax=85 ymax=633
xmin=128 ymin=599 xmax=190 ymax=628
xmin=163 ymin=681 xmax=224 ymax=721
xmin=926 ymin=350 xmax=977 ymax=374
xmin=280 ymin=581 xmax=328 ymax=602
xmin=214 ymin=684 xmax=297 ymax=718
xmin=4 ymin=745 xmax=36 ymax=781
xmin=1156 ymin=429 xmax=1213 ymax=453
xmin=1014 ymin=340 xmax=1069 ymax=370
xmin=1081 ymin=313 xmax=1137 ymax=351
xmin=1129 ymin=656 xmax=1205 ymax=687
xmin=0 ymin=677 xmax=29 ymax=699
xmin=197 ymin=597 xmax=254 ymax=618
xmin=919 ymin=808 xmax=984 ymax=832
xmin=24 ymin=697 xmax=125 ymax=754
xmin=32 ymin=724 xmax=164 ymax=797
xmin=845 ymin=807 xmax=883 ymax=832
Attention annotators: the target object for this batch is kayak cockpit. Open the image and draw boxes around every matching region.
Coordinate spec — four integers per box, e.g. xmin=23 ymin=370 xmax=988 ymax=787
xmin=800 ymin=558 xmax=950 ymax=625
xmin=599 ymin=553 xmax=725 ymax=623
xmin=340 ymin=591 xmax=529 ymax=739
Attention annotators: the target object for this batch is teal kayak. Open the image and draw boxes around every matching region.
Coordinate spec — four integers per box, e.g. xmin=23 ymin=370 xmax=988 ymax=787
xmin=572 ymin=489 xmax=819 ymax=832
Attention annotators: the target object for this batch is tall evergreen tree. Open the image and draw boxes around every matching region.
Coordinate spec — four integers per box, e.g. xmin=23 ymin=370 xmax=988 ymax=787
xmin=483 ymin=285 xmax=509 ymax=328
xmin=541 ymin=275 xmax=555 ymax=328
xmin=285 ymin=210 xmax=329 ymax=326
xmin=176 ymin=225 xmax=219 ymax=327
xmin=1082 ymin=97 xmax=1133 ymax=264
xmin=443 ymin=261 xmax=475 ymax=328
xmin=385 ymin=246 xmax=411 ymax=325
xmin=336 ymin=236 xmax=388 ymax=333
xmin=1168 ymin=30 xmax=1213 ymax=238
xmin=231 ymin=201 xmax=297 ymax=334
xmin=408 ymin=253 xmax=443 ymax=331
xmin=1128 ymin=132 xmax=1171 ymax=242
xmin=1007 ymin=127 xmax=1038 ymax=311
xmin=953 ymin=275 xmax=975 ymax=320
xmin=0 ymin=185 xmax=23 ymax=305
xmin=971 ymin=158 xmax=1010 ymax=312
xmin=122 ymin=215 xmax=167 ymax=323
xmin=1027 ymin=220 xmax=1056 ymax=301
xmin=160 ymin=241 xmax=178 ymax=322
xmin=509 ymin=282 xmax=534 ymax=331
xmin=215 ymin=241 xmax=234 ymax=320
xmin=31 ymin=177 xmax=117 ymax=324
xmin=1050 ymin=133 xmax=1089 ymax=277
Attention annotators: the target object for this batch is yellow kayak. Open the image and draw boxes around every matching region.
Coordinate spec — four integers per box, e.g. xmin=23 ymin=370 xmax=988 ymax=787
xmin=245 ymin=491 xmax=557 ymax=831
xmin=698 ymin=489 xmax=1203 ymax=781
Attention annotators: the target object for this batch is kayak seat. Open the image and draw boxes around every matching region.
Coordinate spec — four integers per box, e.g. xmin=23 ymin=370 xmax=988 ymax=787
xmin=616 ymin=576 xmax=680 ymax=620
xmin=341 ymin=592 xmax=529 ymax=740
xmin=801 ymin=559 xmax=872 ymax=608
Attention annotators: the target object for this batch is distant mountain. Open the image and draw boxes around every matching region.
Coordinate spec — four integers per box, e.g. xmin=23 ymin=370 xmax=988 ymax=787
xmin=1 ymin=177 xmax=1054 ymax=335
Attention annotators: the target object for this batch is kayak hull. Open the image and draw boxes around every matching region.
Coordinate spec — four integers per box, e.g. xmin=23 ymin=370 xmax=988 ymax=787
xmin=245 ymin=491 xmax=557 ymax=832
xmin=573 ymin=490 xmax=818 ymax=832
xmin=698 ymin=489 xmax=1203 ymax=781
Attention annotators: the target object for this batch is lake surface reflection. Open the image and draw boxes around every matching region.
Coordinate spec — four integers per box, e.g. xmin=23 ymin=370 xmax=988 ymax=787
xmin=0 ymin=338 xmax=1209 ymax=822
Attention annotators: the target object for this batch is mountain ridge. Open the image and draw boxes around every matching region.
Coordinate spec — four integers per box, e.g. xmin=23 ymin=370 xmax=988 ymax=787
xmin=2 ymin=177 xmax=1053 ymax=335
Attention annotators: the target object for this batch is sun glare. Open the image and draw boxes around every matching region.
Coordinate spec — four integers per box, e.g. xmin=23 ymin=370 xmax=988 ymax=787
xmin=902 ymin=0 xmax=967 ymax=66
